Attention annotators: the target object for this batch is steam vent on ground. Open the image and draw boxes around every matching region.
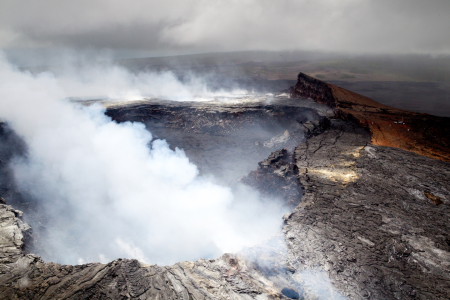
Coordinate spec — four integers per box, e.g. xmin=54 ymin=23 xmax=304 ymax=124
xmin=1 ymin=71 xmax=449 ymax=300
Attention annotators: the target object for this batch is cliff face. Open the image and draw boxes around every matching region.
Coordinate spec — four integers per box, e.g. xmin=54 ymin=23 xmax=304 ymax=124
xmin=290 ymin=72 xmax=450 ymax=162
xmin=288 ymin=73 xmax=337 ymax=108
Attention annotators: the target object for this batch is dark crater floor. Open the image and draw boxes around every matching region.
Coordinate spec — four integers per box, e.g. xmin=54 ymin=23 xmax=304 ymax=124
xmin=104 ymin=97 xmax=325 ymax=186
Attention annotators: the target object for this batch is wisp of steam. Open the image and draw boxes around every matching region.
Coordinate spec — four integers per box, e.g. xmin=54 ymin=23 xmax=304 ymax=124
xmin=0 ymin=54 xmax=287 ymax=265
xmin=47 ymin=61 xmax=249 ymax=102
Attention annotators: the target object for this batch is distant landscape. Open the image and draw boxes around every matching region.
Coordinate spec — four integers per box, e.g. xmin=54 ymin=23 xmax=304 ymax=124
xmin=24 ymin=51 xmax=450 ymax=117
xmin=114 ymin=51 xmax=450 ymax=117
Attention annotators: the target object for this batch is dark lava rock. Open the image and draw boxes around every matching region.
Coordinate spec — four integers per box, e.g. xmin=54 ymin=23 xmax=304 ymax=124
xmin=289 ymin=73 xmax=337 ymax=108
xmin=284 ymin=119 xmax=450 ymax=299
xmin=240 ymin=148 xmax=302 ymax=208
xmin=104 ymin=99 xmax=315 ymax=135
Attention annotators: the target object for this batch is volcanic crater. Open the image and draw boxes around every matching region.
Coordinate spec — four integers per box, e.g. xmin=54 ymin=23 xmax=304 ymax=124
xmin=0 ymin=74 xmax=449 ymax=299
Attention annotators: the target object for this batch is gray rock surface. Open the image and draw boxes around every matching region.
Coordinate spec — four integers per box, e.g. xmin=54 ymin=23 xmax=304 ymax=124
xmin=0 ymin=204 xmax=296 ymax=299
xmin=0 ymin=204 xmax=31 ymax=263
xmin=284 ymin=119 xmax=450 ymax=299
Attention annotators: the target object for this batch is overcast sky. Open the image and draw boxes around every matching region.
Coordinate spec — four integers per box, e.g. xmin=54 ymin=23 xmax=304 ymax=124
xmin=1 ymin=0 xmax=449 ymax=64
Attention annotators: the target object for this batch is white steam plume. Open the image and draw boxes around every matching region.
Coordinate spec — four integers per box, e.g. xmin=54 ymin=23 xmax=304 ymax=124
xmin=48 ymin=62 xmax=248 ymax=102
xmin=0 ymin=54 xmax=287 ymax=265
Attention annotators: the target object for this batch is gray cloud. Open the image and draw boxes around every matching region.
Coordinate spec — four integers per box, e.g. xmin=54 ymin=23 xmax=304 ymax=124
xmin=1 ymin=0 xmax=449 ymax=59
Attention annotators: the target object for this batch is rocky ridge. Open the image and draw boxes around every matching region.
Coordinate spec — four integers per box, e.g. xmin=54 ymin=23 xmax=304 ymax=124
xmin=0 ymin=201 xmax=303 ymax=299
xmin=290 ymin=72 xmax=450 ymax=162
xmin=103 ymin=97 xmax=333 ymax=135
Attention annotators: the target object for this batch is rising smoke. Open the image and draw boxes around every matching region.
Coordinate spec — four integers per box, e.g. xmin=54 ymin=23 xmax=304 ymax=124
xmin=52 ymin=61 xmax=248 ymax=101
xmin=0 ymin=53 xmax=287 ymax=265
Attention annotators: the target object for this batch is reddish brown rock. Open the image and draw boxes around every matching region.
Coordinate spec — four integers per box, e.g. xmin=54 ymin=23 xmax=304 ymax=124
xmin=290 ymin=72 xmax=450 ymax=162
